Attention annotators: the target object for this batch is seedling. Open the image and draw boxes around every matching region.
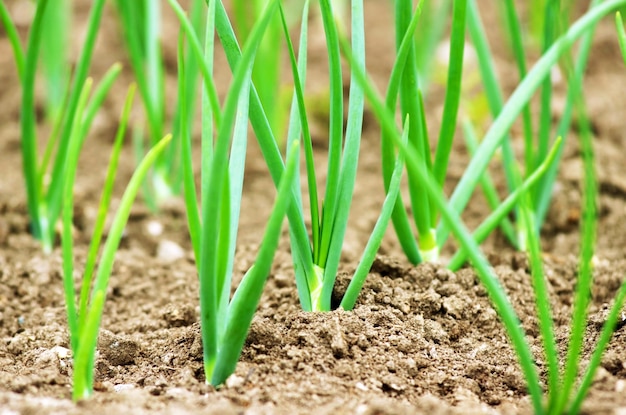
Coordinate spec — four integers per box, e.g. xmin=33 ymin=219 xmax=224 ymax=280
xmin=113 ymin=0 xmax=205 ymax=208
xmin=341 ymin=3 xmax=626 ymax=412
xmin=169 ymin=0 xmax=300 ymax=385
xmin=358 ymin=0 xmax=626 ymax=268
xmin=1 ymin=0 xmax=110 ymax=253
xmin=62 ymin=83 xmax=172 ymax=400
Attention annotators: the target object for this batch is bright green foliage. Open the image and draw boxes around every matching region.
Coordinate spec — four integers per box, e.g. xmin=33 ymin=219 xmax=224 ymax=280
xmin=170 ymin=0 xmax=300 ymax=386
xmin=113 ymin=0 xmax=205 ymax=208
xmin=62 ymin=83 xmax=172 ymax=400
xmin=434 ymin=0 xmax=626 ymax=258
xmin=278 ymin=0 xmax=408 ymax=311
xmin=2 ymin=0 xmax=110 ymax=253
xmin=466 ymin=0 xmax=606 ymax=252
xmin=233 ymin=0 xmax=286 ymax=143
xmin=184 ymin=0 xmax=405 ymax=312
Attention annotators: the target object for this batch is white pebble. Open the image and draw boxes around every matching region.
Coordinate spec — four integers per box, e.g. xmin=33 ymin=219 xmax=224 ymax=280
xmin=157 ymin=240 xmax=185 ymax=262
xmin=113 ymin=384 xmax=135 ymax=393
xmin=146 ymin=220 xmax=164 ymax=236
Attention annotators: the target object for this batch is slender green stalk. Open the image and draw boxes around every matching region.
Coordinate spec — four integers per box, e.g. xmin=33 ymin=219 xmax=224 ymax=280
xmin=14 ymin=0 xmax=108 ymax=252
xmin=174 ymin=0 xmax=302 ymax=384
xmin=40 ymin=0 xmax=70 ymax=120
xmin=61 ymin=74 xmax=172 ymax=399
xmin=114 ymin=0 xmax=205 ymax=206
xmin=432 ymin=0 xmax=467 ymax=192
xmin=0 ymin=1 xmax=25 ymax=80
xmin=62 ymin=78 xmax=93 ymax=359
xmin=20 ymin=0 xmax=51 ymax=249
xmin=438 ymin=0 xmax=626 ymax=248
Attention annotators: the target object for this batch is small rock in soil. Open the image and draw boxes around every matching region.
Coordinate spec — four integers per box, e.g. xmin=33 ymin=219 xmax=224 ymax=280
xmin=98 ymin=330 xmax=140 ymax=366
xmin=156 ymin=240 xmax=185 ymax=262
xmin=161 ymin=303 xmax=196 ymax=327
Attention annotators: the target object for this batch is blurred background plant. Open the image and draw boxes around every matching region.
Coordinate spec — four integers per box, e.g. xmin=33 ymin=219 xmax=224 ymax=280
xmin=112 ymin=0 xmax=206 ymax=210
xmin=1 ymin=0 xmax=113 ymax=253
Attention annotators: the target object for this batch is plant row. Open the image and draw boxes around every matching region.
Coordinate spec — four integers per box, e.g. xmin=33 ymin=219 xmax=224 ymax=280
xmin=3 ymin=1 xmax=626 ymax=413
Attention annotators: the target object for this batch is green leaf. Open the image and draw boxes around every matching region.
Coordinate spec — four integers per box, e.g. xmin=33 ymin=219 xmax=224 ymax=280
xmin=78 ymin=84 xmax=135 ymax=339
xmin=0 ymin=2 xmax=25 ymax=80
xmin=340 ymin=117 xmax=408 ymax=311
xmin=62 ymin=78 xmax=93 ymax=357
xmin=211 ymin=141 xmax=300 ymax=386
xmin=438 ymin=0 xmax=626 ymax=247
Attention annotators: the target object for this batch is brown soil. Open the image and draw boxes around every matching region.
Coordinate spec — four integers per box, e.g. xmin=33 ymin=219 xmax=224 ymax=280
xmin=2 ymin=1 xmax=626 ymax=414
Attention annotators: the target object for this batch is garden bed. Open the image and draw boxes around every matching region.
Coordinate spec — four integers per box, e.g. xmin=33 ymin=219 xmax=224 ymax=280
xmin=2 ymin=1 xmax=626 ymax=414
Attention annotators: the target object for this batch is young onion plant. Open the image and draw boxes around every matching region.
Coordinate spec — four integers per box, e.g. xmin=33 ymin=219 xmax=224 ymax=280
xmin=232 ymin=0 xmax=286 ymax=143
xmin=463 ymin=0 xmax=600 ymax=254
xmin=168 ymin=0 xmax=300 ymax=385
xmin=276 ymin=0 xmax=408 ymax=312
xmin=112 ymin=0 xmax=205 ymax=209
xmin=366 ymin=0 xmax=626 ymax=268
xmin=360 ymin=0 xmax=550 ymax=266
xmin=1 ymin=0 xmax=111 ymax=253
xmin=342 ymin=5 xmax=626 ymax=413
xmin=182 ymin=0 xmax=405 ymax=312
xmin=62 ymin=82 xmax=172 ymax=401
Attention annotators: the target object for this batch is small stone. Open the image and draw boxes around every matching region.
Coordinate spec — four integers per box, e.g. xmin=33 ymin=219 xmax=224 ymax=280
xmin=355 ymin=382 xmax=368 ymax=392
xmin=225 ymin=374 xmax=245 ymax=389
xmin=113 ymin=384 xmax=135 ymax=393
xmin=35 ymin=346 xmax=71 ymax=365
xmin=146 ymin=220 xmax=164 ymax=237
xmin=98 ymin=330 xmax=139 ymax=366
xmin=162 ymin=304 xmax=196 ymax=327
xmin=157 ymin=240 xmax=185 ymax=262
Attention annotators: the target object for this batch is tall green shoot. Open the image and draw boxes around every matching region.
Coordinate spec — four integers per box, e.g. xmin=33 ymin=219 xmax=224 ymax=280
xmin=1 ymin=0 xmax=112 ymax=252
xmin=466 ymin=0 xmax=602 ymax=252
xmin=277 ymin=0 xmax=409 ymax=311
xmin=169 ymin=0 xmax=300 ymax=385
xmin=113 ymin=0 xmax=205 ymax=208
xmin=62 ymin=82 xmax=172 ymax=400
